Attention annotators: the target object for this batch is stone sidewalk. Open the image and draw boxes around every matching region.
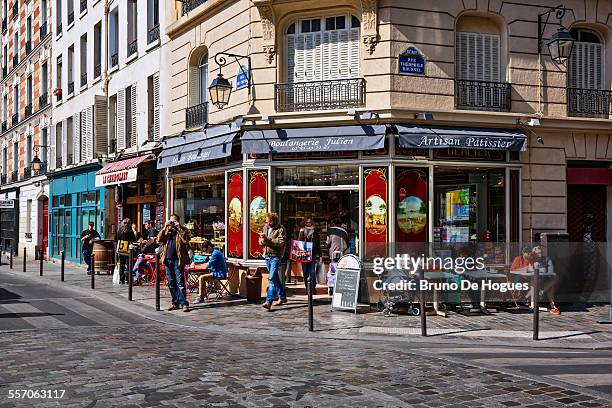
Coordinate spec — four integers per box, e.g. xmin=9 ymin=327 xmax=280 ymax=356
xmin=3 ymin=255 xmax=612 ymax=349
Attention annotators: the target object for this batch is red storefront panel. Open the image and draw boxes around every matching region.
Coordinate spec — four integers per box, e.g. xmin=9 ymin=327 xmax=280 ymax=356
xmin=364 ymin=167 xmax=388 ymax=259
xmin=227 ymin=171 xmax=243 ymax=258
xmin=248 ymin=170 xmax=268 ymax=258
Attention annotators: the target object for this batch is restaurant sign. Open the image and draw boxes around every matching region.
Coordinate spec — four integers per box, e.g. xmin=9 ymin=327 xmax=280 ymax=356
xmin=398 ymin=47 xmax=426 ymax=76
xmin=95 ymin=168 xmax=138 ymax=187
xmin=0 ymin=199 xmax=14 ymax=209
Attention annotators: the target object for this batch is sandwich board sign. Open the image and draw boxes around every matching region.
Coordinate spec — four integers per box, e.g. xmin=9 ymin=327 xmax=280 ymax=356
xmin=332 ymin=254 xmax=361 ymax=313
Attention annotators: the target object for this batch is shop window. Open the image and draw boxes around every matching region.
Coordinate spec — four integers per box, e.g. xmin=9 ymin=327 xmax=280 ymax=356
xmin=248 ymin=170 xmax=268 ymax=259
xmin=275 ymin=166 xmax=359 ymax=187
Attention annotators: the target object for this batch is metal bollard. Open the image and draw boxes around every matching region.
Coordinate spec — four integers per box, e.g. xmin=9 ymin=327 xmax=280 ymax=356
xmin=307 ymin=277 xmax=314 ymax=332
xmin=39 ymin=247 xmax=43 ymax=276
xmin=420 ymin=268 xmax=427 ymax=337
xmin=533 ymin=268 xmax=540 ymax=341
xmin=155 ymin=253 xmax=161 ymax=311
xmin=91 ymin=253 xmax=95 ymax=289
xmin=9 ymin=241 xmax=13 ymax=269
xmin=23 ymin=247 xmax=26 ymax=272
xmin=60 ymin=250 xmax=65 ymax=282
xmin=128 ymin=249 xmax=133 ymax=301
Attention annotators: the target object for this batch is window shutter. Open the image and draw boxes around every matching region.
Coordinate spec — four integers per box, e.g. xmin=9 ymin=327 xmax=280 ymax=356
xmin=321 ymin=31 xmax=330 ymax=80
xmin=49 ymin=124 xmax=55 ymax=170
xmin=130 ymin=84 xmax=137 ymax=148
xmin=94 ymin=95 xmax=107 ymax=156
xmin=153 ymin=72 xmax=160 ymax=141
xmin=86 ymin=105 xmax=94 ymax=159
xmin=456 ymin=32 xmax=500 ymax=82
xmin=338 ymin=29 xmax=350 ymax=78
xmin=73 ymin=112 xmax=80 ymax=163
xmin=286 ymin=34 xmax=296 ymax=84
xmin=292 ymin=34 xmax=305 ymax=83
xmin=328 ymin=30 xmax=340 ymax=79
xmin=117 ymin=88 xmax=126 ymax=150
xmin=189 ymin=65 xmax=199 ymax=107
xmin=349 ymin=27 xmax=360 ymax=77
xmin=569 ymin=42 xmax=603 ymax=90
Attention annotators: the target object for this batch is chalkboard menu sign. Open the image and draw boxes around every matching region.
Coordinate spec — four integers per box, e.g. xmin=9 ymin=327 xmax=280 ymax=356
xmin=332 ymin=255 xmax=361 ymax=313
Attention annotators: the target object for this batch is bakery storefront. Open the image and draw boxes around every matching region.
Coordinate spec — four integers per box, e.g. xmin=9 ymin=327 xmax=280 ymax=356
xmin=160 ymin=123 xmax=526 ymax=302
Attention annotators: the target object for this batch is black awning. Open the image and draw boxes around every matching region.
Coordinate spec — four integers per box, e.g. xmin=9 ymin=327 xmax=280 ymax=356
xmin=396 ymin=125 xmax=527 ymax=152
xmin=157 ymin=125 xmax=238 ymax=170
xmin=241 ymin=125 xmax=387 ymax=154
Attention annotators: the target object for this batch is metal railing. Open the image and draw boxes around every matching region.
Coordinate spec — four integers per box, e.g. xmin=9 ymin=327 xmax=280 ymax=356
xmin=38 ymin=161 xmax=48 ymax=174
xmin=567 ymin=88 xmax=612 ymax=118
xmin=1 ymin=18 xmax=6 ymax=33
xmin=10 ymin=170 xmax=17 ymax=182
xmin=110 ymin=52 xmax=118 ymax=67
xmin=81 ymin=72 xmax=87 ymax=87
xmin=1 ymin=121 xmax=6 ymax=131
xmin=68 ymin=10 xmax=74 ymax=25
xmin=40 ymin=21 xmax=47 ymax=38
xmin=182 ymin=0 xmax=207 ymax=15
xmin=148 ymin=24 xmax=160 ymax=44
xmin=68 ymin=81 xmax=74 ymax=95
xmin=25 ymin=40 xmax=31 ymax=54
xmin=24 ymin=104 xmax=32 ymax=117
xmin=12 ymin=54 xmax=17 ymax=68
xmin=185 ymin=102 xmax=208 ymax=129
xmin=23 ymin=166 xmax=31 ymax=179
xmin=2 ymin=65 xmax=6 ymax=77
xmin=56 ymin=90 xmax=62 ymax=102
xmin=275 ymin=78 xmax=366 ymax=112
xmin=80 ymin=0 xmax=87 ymax=13
xmin=11 ymin=113 xmax=18 ymax=126
xmin=67 ymin=153 xmax=73 ymax=165
xmin=94 ymin=63 xmax=101 ymax=78
xmin=39 ymin=92 xmax=48 ymax=108
xmin=455 ymin=79 xmax=512 ymax=112
xmin=0 ymin=174 xmax=6 ymax=184
xmin=12 ymin=2 xmax=17 ymax=19
xmin=127 ymin=39 xmax=137 ymax=57
xmin=56 ymin=156 xmax=63 ymax=168
xmin=148 ymin=126 xmax=155 ymax=141
xmin=57 ymin=22 xmax=62 ymax=34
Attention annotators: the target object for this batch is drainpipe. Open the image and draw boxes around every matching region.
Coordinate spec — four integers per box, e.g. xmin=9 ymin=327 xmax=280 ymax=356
xmin=103 ymin=0 xmax=111 ymax=152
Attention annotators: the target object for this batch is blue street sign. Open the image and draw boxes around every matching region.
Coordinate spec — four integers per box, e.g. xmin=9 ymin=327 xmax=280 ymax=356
xmin=398 ymin=47 xmax=426 ymax=76
xmin=236 ymin=65 xmax=250 ymax=89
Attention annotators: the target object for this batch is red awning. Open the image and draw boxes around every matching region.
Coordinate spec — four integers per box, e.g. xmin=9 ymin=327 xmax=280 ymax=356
xmin=96 ymin=155 xmax=152 ymax=175
xmin=567 ymin=168 xmax=612 ymax=185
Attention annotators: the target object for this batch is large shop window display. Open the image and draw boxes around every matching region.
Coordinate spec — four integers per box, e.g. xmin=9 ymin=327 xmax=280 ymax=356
xmin=173 ymin=174 xmax=226 ymax=253
xmin=248 ymin=170 xmax=268 ymax=259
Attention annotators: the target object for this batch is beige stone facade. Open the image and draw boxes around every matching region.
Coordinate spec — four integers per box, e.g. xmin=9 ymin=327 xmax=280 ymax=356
xmin=164 ymin=0 xmax=612 ymax=243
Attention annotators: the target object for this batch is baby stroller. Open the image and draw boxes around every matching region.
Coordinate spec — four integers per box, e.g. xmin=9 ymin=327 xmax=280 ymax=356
xmin=380 ymin=268 xmax=421 ymax=317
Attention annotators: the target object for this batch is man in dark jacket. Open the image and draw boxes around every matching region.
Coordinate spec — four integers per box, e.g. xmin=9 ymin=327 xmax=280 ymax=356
xmin=81 ymin=222 xmax=100 ymax=274
xmin=157 ymin=214 xmax=191 ymax=312
xmin=259 ymin=212 xmax=286 ymax=310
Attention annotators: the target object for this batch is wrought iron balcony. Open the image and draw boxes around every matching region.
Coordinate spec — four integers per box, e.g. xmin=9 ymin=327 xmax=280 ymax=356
xmin=110 ymin=52 xmax=118 ymax=67
xmin=68 ymin=81 xmax=74 ymax=95
xmin=56 ymin=156 xmax=63 ymax=168
xmin=0 ymin=174 xmax=6 ymax=184
xmin=148 ymin=24 xmax=160 ymax=44
xmin=567 ymin=88 xmax=612 ymax=118
xmin=94 ymin=63 xmax=101 ymax=78
xmin=148 ymin=126 xmax=154 ymax=141
xmin=185 ymin=102 xmax=208 ymax=129
xmin=182 ymin=0 xmax=208 ymax=15
xmin=56 ymin=90 xmax=62 ymax=102
xmin=80 ymin=0 xmax=87 ymax=13
xmin=127 ymin=39 xmax=137 ymax=57
xmin=12 ymin=2 xmax=17 ymax=19
xmin=11 ymin=113 xmax=18 ymax=126
xmin=1 ymin=121 xmax=6 ymax=132
xmin=81 ymin=72 xmax=87 ymax=87
xmin=1 ymin=18 xmax=6 ymax=33
xmin=40 ymin=21 xmax=47 ymax=38
xmin=25 ymin=40 xmax=31 ymax=54
xmin=39 ymin=92 xmax=48 ymax=108
xmin=68 ymin=11 xmax=74 ymax=25
xmin=455 ymin=79 xmax=511 ymax=112
xmin=2 ymin=65 xmax=6 ymax=77
xmin=12 ymin=54 xmax=18 ymax=68
xmin=25 ymin=104 xmax=32 ymax=117
xmin=38 ymin=161 xmax=48 ymax=174
xmin=23 ymin=166 xmax=31 ymax=179
xmin=10 ymin=170 xmax=17 ymax=182
xmin=275 ymin=78 xmax=366 ymax=112
xmin=67 ymin=153 xmax=73 ymax=165
xmin=57 ymin=22 xmax=62 ymax=34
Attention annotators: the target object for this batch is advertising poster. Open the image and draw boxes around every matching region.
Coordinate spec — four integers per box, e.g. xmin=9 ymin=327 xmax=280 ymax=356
xmin=248 ymin=170 xmax=268 ymax=258
xmin=396 ymin=168 xmax=428 ymax=243
xmin=227 ymin=171 xmax=243 ymax=258
xmin=363 ymin=167 xmax=388 ymax=259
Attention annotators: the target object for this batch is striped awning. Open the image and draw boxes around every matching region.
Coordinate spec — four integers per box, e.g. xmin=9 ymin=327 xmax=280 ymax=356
xmin=95 ymin=155 xmax=153 ymax=187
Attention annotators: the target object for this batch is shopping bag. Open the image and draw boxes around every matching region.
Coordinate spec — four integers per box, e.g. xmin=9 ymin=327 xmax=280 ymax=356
xmin=117 ymin=240 xmax=130 ymax=255
xmin=112 ymin=263 xmax=121 ymax=285
xmin=316 ymin=262 xmax=326 ymax=285
xmin=327 ymin=262 xmax=337 ymax=288
xmin=289 ymin=240 xmax=313 ymax=262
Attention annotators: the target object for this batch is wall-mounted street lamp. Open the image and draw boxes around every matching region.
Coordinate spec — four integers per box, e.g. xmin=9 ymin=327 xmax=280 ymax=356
xmin=538 ymin=5 xmax=575 ymax=65
xmin=208 ymin=52 xmax=251 ymax=109
xmin=31 ymin=144 xmax=49 ymax=173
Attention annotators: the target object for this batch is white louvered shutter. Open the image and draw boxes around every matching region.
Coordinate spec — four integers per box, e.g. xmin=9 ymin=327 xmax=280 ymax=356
xmin=349 ymin=27 xmax=360 ymax=78
xmin=286 ymin=34 xmax=296 ymax=84
xmin=73 ymin=113 xmax=80 ymax=163
xmin=117 ymin=88 xmax=126 ymax=150
xmin=455 ymin=32 xmax=500 ymax=82
xmin=49 ymin=125 xmax=56 ymax=170
xmin=94 ymin=95 xmax=108 ymax=156
xmin=569 ymin=42 xmax=603 ymax=89
xmin=80 ymin=111 xmax=87 ymax=160
xmin=85 ymin=106 xmax=94 ymax=159
xmin=338 ymin=29 xmax=350 ymax=78
xmin=130 ymin=84 xmax=137 ymax=148
xmin=153 ymin=73 xmax=160 ymax=141
xmin=189 ymin=65 xmax=199 ymax=107
xmin=291 ymin=34 xmax=305 ymax=83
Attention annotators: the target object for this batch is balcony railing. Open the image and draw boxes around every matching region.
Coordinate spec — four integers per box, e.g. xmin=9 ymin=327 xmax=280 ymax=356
xmin=275 ymin=78 xmax=366 ymax=112
xmin=0 ymin=174 xmax=6 ymax=184
xmin=127 ymin=39 xmax=137 ymax=57
xmin=12 ymin=2 xmax=17 ymax=19
xmin=67 ymin=153 xmax=73 ymax=165
xmin=12 ymin=54 xmax=18 ymax=68
xmin=1 ymin=121 xmax=6 ymax=132
xmin=57 ymin=22 xmax=62 ymax=34
xmin=38 ymin=161 xmax=48 ymax=174
xmin=39 ymin=92 xmax=48 ymax=108
xmin=1 ymin=18 xmax=6 ymax=33
xmin=10 ymin=170 xmax=17 ymax=182
xmin=455 ymin=79 xmax=511 ymax=112
xmin=94 ymin=63 xmax=101 ymax=78
xmin=68 ymin=11 xmax=74 ymax=25
xmin=11 ymin=113 xmax=18 ymax=126
xmin=185 ymin=102 xmax=208 ymax=129
xmin=25 ymin=104 xmax=32 ymax=117
xmin=40 ymin=21 xmax=47 ymax=38
xmin=567 ymin=88 xmax=612 ymax=118
xmin=2 ymin=66 xmax=6 ymax=77
xmin=56 ymin=156 xmax=63 ymax=168
xmin=182 ymin=0 xmax=207 ymax=15
xmin=111 ymin=53 xmax=118 ymax=67
xmin=68 ymin=81 xmax=74 ymax=95
xmin=25 ymin=40 xmax=31 ymax=54
xmin=80 ymin=0 xmax=87 ymax=13
xmin=81 ymin=72 xmax=87 ymax=87
xmin=23 ymin=166 xmax=31 ymax=179
xmin=148 ymin=24 xmax=160 ymax=44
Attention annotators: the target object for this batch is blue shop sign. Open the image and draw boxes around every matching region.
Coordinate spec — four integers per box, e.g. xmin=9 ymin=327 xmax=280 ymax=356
xmin=398 ymin=47 xmax=426 ymax=76
xmin=236 ymin=65 xmax=250 ymax=90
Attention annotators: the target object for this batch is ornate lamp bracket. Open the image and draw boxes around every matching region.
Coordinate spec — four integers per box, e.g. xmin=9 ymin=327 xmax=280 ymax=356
xmin=253 ymin=0 xmax=276 ymax=64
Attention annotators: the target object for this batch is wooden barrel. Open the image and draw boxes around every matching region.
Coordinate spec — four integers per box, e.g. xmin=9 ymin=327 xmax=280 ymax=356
xmin=93 ymin=240 xmax=115 ymax=274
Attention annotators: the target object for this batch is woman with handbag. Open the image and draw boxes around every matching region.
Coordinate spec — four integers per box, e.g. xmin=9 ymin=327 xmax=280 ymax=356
xmin=115 ymin=218 xmax=137 ymax=284
xmin=298 ymin=217 xmax=321 ymax=294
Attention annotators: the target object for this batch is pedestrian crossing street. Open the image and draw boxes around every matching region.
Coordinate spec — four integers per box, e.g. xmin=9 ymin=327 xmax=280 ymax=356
xmin=0 ymin=297 xmax=147 ymax=332
xmin=424 ymin=347 xmax=612 ymax=395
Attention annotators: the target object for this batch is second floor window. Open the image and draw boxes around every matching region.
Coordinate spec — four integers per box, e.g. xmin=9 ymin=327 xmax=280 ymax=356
xmin=286 ymin=15 xmax=360 ymax=83
xmin=455 ymin=31 xmax=501 ymax=82
xmin=568 ymin=28 xmax=604 ymax=90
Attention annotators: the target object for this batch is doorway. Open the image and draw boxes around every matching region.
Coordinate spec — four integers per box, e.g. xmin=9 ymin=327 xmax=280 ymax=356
xmin=39 ymin=196 xmax=49 ymax=257
xmin=567 ymin=185 xmax=606 ymax=242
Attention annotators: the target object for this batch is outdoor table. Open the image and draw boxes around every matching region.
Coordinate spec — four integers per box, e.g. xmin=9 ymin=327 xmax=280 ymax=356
xmin=185 ymin=264 xmax=210 ymax=293
xmin=424 ymin=271 xmax=456 ymax=317
xmin=462 ymin=269 xmax=507 ymax=309
xmin=509 ymin=269 xmax=556 ymax=309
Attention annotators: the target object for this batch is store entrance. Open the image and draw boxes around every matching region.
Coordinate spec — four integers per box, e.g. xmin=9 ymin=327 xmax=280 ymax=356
xmin=276 ymin=189 xmax=359 ymax=295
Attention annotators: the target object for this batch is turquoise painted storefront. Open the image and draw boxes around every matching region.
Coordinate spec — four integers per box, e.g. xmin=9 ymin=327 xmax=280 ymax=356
xmin=49 ymin=166 xmax=105 ymax=262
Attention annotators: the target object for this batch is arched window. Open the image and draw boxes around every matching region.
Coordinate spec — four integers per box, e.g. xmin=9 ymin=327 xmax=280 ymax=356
xmin=188 ymin=48 xmax=208 ymax=108
xmin=285 ymin=14 xmax=360 ymax=83
xmin=198 ymin=53 xmax=208 ymax=104
xmin=455 ymin=15 xmax=503 ymax=82
xmin=568 ymin=28 xmax=604 ymax=90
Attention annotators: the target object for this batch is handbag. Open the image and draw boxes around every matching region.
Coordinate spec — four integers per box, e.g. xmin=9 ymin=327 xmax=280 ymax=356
xmin=316 ymin=262 xmax=326 ymax=285
xmin=117 ymin=240 xmax=130 ymax=255
xmin=112 ymin=262 xmax=121 ymax=285
xmin=289 ymin=239 xmax=313 ymax=262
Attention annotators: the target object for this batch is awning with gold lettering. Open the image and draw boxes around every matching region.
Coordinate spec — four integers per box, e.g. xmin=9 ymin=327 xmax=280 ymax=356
xmin=396 ymin=125 xmax=527 ymax=152
xmin=95 ymin=155 xmax=153 ymax=187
